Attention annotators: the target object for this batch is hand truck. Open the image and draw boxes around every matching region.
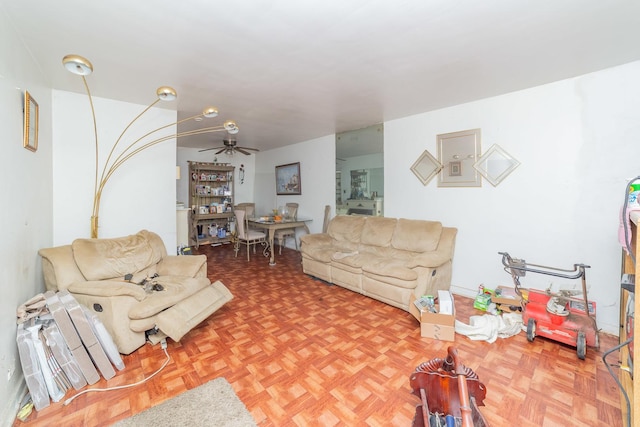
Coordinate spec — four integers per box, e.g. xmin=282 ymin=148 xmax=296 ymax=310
xmin=499 ymin=252 xmax=599 ymax=360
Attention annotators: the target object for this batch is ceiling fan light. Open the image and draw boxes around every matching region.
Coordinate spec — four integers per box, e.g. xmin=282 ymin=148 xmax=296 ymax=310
xmin=202 ymin=106 xmax=219 ymax=118
xmin=156 ymin=86 xmax=177 ymax=101
xmin=224 ymin=120 xmax=239 ymax=134
xmin=62 ymin=54 xmax=93 ymax=75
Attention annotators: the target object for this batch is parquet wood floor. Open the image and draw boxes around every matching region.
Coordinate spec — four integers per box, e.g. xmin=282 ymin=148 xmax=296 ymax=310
xmin=16 ymin=244 xmax=624 ymax=426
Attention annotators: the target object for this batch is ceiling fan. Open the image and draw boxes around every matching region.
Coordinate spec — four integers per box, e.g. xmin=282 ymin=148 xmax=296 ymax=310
xmin=198 ymin=139 xmax=259 ymax=156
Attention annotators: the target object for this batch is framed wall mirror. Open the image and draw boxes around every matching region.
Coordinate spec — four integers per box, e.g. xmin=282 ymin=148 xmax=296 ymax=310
xmin=411 ymin=150 xmax=442 ymax=186
xmin=473 ymin=144 xmax=520 ymax=186
xmin=437 ymin=128 xmax=481 ymax=187
xmin=336 ymin=124 xmax=384 ymax=214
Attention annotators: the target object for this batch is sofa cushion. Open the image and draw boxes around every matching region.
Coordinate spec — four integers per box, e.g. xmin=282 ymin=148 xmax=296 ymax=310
xmin=331 ymin=252 xmax=372 ymax=269
xmin=360 ymin=217 xmax=397 ymax=247
xmin=391 ymin=219 xmax=442 ymax=253
xmin=72 ymin=231 xmax=163 ymax=281
xmin=328 ymin=215 xmax=366 ymax=244
xmin=363 ymin=258 xmax=418 ymax=282
xmin=128 ymin=276 xmax=211 ymax=319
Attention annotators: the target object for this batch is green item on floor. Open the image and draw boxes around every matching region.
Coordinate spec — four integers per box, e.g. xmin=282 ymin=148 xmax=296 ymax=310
xmin=473 ymin=293 xmax=492 ymax=311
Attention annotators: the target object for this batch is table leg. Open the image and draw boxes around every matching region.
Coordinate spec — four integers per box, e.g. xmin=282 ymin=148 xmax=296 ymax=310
xmin=268 ymin=228 xmax=276 ymax=266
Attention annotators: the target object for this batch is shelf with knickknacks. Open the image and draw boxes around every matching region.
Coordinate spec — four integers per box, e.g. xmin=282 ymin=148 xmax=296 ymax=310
xmin=188 ymin=161 xmax=235 ymax=248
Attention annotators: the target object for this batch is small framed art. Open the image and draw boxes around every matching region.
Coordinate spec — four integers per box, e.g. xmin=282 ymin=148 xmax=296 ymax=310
xmin=275 ymin=162 xmax=301 ymax=195
xmin=23 ymin=91 xmax=39 ymax=152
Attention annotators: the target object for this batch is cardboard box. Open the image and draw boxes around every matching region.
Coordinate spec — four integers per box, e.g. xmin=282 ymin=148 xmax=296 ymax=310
xmin=492 ymin=286 xmax=523 ymax=305
xmin=58 ymin=291 xmax=115 ymax=380
xmin=409 ymin=293 xmax=456 ymax=341
xmin=44 ymin=291 xmax=100 ymax=385
xmin=492 ymin=286 xmax=524 ymax=313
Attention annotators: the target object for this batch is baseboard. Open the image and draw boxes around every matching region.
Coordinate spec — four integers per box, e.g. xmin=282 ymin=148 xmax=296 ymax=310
xmin=1 ymin=373 xmax=27 ymax=427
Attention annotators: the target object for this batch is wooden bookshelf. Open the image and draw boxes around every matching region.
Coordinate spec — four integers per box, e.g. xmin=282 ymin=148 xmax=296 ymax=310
xmin=621 ymin=211 xmax=639 ymax=426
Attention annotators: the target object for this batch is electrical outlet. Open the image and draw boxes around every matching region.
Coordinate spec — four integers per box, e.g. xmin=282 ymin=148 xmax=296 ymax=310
xmin=1 ymin=356 xmax=16 ymax=381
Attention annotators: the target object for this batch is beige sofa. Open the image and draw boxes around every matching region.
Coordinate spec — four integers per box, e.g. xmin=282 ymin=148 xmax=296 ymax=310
xmin=38 ymin=230 xmax=233 ymax=354
xmin=300 ymin=216 xmax=457 ymax=311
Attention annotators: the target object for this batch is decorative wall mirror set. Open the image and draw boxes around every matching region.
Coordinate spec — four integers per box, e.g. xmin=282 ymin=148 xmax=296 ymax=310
xmin=410 ymin=128 xmax=520 ymax=188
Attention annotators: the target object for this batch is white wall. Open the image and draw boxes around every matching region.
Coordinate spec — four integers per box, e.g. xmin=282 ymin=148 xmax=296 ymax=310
xmin=52 ymin=91 xmax=177 ymax=249
xmin=0 ymin=7 xmax=54 ymax=425
xmin=255 ymin=135 xmax=335 ymax=243
xmin=384 ymin=61 xmax=640 ymax=334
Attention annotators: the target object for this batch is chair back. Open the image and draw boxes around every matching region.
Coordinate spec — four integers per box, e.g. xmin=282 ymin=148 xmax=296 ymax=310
xmin=285 ymin=203 xmax=298 ymax=220
xmin=235 ymin=203 xmax=255 ymax=218
xmin=323 ymin=205 xmax=331 ymax=233
xmin=235 ymin=209 xmax=247 ymax=239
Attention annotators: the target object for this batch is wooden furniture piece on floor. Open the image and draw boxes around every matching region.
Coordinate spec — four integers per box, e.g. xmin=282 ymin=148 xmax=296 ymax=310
xmin=410 ymin=346 xmax=488 ymax=427
xmin=188 ymin=161 xmax=235 ymax=248
xmin=620 ymin=210 xmax=639 ymax=425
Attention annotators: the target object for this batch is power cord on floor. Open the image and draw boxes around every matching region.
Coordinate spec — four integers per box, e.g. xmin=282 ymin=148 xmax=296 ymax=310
xmin=63 ymin=339 xmax=170 ymax=406
xmin=602 ymin=336 xmax=632 ymax=427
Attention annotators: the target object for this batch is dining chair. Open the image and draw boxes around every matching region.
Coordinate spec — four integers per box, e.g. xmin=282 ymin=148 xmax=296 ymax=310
xmin=274 ymin=203 xmax=299 ymax=254
xmin=234 ymin=202 xmax=255 ymax=218
xmin=235 ymin=202 xmax=258 ymax=232
xmin=234 ymin=209 xmax=266 ymax=261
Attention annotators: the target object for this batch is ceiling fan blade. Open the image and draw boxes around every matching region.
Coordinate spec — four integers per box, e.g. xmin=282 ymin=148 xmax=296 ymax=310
xmin=238 ymin=146 xmax=259 ymax=151
xmin=235 ymin=148 xmax=252 ymax=155
xmin=215 ymin=148 xmax=226 ymax=154
xmin=198 ymin=146 xmax=224 ymax=152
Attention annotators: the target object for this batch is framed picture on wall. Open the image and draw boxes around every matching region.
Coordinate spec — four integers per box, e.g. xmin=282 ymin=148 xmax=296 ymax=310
xmin=23 ymin=91 xmax=39 ymax=152
xmin=276 ymin=162 xmax=301 ymax=195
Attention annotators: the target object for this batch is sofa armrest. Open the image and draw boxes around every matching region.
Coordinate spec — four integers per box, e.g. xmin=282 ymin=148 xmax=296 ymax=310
xmin=68 ymin=280 xmax=147 ymax=301
xmin=405 ymin=252 xmax=452 ymax=269
xmin=157 ymin=254 xmax=208 ymax=278
xmin=300 ymin=233 xmax=333 ymax=248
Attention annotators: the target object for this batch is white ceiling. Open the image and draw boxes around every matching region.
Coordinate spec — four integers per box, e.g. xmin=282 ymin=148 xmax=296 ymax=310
xmin=3 ymin=1 xmax=640 ymax=156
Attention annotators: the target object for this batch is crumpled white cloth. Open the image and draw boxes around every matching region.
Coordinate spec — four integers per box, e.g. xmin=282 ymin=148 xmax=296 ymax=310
xmin=455 ymin=312 xmax=523 ymax=344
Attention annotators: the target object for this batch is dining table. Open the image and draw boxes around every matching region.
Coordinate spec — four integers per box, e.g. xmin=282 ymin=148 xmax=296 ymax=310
xmin=248 ymin=216 xmax=312 ymax=265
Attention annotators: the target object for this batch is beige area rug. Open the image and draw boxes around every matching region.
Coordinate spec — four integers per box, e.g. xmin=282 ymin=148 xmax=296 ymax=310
xmin=113 ymin=377 xmax=257 ymax=427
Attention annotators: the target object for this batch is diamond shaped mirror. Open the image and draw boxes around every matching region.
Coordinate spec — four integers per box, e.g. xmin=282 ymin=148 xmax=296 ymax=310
xmin=472 ymin=144 xmax=520 ymax=187
xmin=411 ymin=150 xmax=442 ymax=186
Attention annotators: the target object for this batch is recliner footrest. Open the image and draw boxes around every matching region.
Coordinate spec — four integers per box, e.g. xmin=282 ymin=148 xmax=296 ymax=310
xmin=155 ymin=280 xmax=233 ymax=342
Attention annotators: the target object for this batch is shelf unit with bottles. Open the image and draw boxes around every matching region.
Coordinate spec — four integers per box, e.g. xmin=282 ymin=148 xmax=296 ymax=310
xmin=188 ymin=161 xmax=235 ymax=248
xmin=350 ymin=169 xmax=368 ymax=199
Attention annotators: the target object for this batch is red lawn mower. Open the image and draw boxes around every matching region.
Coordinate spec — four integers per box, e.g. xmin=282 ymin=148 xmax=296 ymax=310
xmin=499 ymin=252 xmax=599 ymax=360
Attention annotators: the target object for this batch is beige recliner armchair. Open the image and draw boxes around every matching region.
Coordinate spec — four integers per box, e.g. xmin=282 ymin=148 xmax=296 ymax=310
xmin=38 ymin=230 xmax=233 ymax=354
